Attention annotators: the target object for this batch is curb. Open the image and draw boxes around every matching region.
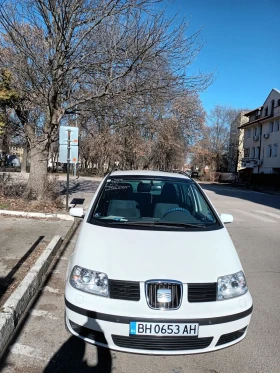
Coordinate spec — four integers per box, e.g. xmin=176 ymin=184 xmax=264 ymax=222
xmin=0 ymin=235 xmax=62 ymax=359
xmin=0 ymin=210 xmax=74 ymax=221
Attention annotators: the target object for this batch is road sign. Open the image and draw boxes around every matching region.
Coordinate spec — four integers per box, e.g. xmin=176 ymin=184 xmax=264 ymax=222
xmin=59 ymin=126 xmax=79 ymax=145
xmin=58 ymin=144 xmax=78 ymax=164
xmin=58 ymin=126 xmax=79 ymax=211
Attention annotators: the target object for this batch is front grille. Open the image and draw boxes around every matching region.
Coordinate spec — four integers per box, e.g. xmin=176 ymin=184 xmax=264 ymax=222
xmin=109 ymin=280 xmax=140 ymax=301
xmin=145 ymin=281 xmax=182 ymax=310
xmin=216 ymin=327 xmax=247 ymax=346
xmin=112 ymin=335 xmax=213 ymax=351
xmin=188 ymin=283 xmax=217 ymax=302
xmin=69 ymin=320 xmax=107 ymax=345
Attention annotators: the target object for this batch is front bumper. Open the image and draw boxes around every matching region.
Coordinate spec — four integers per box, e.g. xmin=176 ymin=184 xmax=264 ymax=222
xmin=65 ymin=292 xmax=253 ymax=355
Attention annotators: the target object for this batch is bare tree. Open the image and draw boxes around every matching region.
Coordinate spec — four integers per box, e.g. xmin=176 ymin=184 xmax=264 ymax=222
xmin=192 ymin=105 xmax=240 ymax=172
xmin=0 ymin=0 xmax=211 ymax=199
xmin=76 ymin=90 xmax=205 ymax=173
xmin=0 ymin=69 xmax=24 ymax=166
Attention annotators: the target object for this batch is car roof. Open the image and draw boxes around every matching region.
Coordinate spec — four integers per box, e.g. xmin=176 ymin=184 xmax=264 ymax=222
xmin=110 ymin=170 xmax=191 ymax=180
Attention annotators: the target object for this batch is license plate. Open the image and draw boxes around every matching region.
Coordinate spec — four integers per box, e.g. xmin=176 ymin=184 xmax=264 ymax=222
xmin=130 ymin=322 xmax=199 ymax=336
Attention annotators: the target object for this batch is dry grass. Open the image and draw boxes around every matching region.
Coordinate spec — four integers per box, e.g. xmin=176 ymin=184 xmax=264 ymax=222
xmin=0 ymin=195 xmax=64 ymax=212
xmin=0 ymin=173 xmax=64 ymax=212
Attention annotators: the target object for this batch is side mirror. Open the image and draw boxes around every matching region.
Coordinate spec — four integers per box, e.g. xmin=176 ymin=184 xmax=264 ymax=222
xmin=220 ymin=213 xmax=233 ymax=224
xmin=69 ymin=207 xmax=84 ymax=218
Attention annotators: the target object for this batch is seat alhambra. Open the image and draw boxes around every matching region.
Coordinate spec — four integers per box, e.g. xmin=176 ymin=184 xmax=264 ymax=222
xmin=65 ymin=170 xmax=253 ymax=354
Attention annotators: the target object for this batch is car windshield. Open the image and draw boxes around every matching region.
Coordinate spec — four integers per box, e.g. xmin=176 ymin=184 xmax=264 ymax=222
xmin=89 ymin=176 xmax=219 ymax=229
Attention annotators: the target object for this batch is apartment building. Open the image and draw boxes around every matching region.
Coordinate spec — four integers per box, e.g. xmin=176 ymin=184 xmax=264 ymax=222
xmin=239 ymin=88 xmax=280 ymax=174
xmin=228 ymin=111 xmax=249 ymax=172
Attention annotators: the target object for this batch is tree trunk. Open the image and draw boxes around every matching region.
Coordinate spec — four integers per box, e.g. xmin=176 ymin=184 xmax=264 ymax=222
xmin=21 ymin=144 xmax=28 ymax=173
xmin=25 ymin=140 xmax=50 ymax=200
xmin=1 ymin=123 xmax=9 ymax=167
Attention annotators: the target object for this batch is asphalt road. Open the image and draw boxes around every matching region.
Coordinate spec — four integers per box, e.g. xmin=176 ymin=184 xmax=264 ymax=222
xmin=1 ymin=182 xmax=280 ymax=373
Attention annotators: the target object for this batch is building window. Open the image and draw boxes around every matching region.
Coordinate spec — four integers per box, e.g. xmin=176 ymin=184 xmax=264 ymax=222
xmin=254 ymin=127 xmax=257 ymax=136
xmin=269 ymin=122 xmax=274 ymax=133
xmin=267 ymin=145 xmax=272 ymax=158
xmin=244 ymin=148 xmax=250 ymax=157
xmin=265 ymin=107 xmax=268 ymax=116
xmin=272 ymin=144 xmax=278 ymax=157
xmin=256 ymin=146 xmax=260 ymax=158
xmin=278 ymin=99 xmax=280 ymax=106
xmin=275 ymin=120 xmax=280 ymax=132
xmin=246 ymin=128 xmax=251 ymax=138
xmin=271 ymin=100 xmax=275 ymax=116
xmin=251 ymin=147 xmax=255 ymax=158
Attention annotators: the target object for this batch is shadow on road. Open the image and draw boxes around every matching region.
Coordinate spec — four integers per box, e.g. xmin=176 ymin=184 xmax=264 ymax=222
xmin=43 ymin=336 xmax=112 ymax=373
xmin=200 ymin=183 xmax=280 ymax=211
xmin=60 ymin=180 xmax=100 ymax=196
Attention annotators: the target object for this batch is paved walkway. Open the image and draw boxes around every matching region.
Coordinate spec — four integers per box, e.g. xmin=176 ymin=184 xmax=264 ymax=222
xmin=0 ymin=216 xmax=73 ymax=306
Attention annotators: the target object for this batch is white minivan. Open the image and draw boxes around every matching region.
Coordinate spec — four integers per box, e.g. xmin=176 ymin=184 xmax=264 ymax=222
xmin=65 ymin=170 xmax=253 ymax=355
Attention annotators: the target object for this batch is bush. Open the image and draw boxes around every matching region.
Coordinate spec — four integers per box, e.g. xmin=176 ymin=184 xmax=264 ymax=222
xmin=0 ymin=173 xmax=26 ymax=197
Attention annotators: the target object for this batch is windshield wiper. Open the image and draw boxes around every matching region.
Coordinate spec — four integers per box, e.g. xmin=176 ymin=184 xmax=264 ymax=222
xmin=105 ymin=220 xmax=206 ymax=228
xmin=154 ymin=221 xmax=206 ymax=228
xmin=106 ymin=220 xmax=156 ymax=226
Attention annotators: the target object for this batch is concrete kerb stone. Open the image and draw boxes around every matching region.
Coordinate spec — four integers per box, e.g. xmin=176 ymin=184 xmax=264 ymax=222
xmin=0 ymin=314 xmax=14 ymax=355
xmin=0 ymin=235 xmax=62 ymax=359
xmin=0 ymin=210 xmax=74 ymax=221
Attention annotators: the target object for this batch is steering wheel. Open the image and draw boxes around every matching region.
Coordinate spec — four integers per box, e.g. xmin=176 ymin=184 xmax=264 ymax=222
xmin=162 ymin=207 xmax=190 ymax=218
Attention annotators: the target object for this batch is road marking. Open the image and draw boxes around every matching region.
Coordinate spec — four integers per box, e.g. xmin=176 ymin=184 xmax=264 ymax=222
xmin=254 ymin=210 xmax=280 ymax=220
xmin=231 ymin=209 xmax=276 ymax=223
xmin=10 ymin=343 xmax=48 ymax=361
xmin=43 ymin=286 xmax=60 ymax=294
xmin=29 ymin=309 xmax=58 ymax=320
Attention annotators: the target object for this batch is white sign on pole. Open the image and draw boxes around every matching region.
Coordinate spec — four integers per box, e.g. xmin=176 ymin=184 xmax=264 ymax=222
xmin=58 ymin=145 xmax=78 ymax=164
xmin=59 ymin=126 xmax=79 ymax=145
xmin=58 ymin=126 xmax=79 ymax=164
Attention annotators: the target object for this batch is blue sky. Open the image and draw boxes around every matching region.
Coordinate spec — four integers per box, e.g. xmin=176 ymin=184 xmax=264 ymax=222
xmin=161 ymin=0 xmax=280 ymax=113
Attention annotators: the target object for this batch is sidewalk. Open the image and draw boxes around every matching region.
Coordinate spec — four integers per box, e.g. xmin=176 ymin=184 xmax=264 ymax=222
xmin=60 ymin=177 xmax=102 ymax=209
xmin=0 ymin=216 xmax=73 ymax=306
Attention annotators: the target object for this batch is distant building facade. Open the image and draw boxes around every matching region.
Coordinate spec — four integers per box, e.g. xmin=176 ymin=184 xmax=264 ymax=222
xmin=228 ymin=111 xmax=249 ymax=172
xmin=239 ymin=89 xmax=280 ymax=174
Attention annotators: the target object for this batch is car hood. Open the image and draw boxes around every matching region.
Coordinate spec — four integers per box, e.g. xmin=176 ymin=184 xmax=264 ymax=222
xmin=72 ymin=222 xmax=243 ymax=283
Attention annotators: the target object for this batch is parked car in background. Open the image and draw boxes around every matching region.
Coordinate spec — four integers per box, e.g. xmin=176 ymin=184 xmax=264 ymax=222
xmin=191 ymin=171 xmax=199 ymax=178
xmin=65 ymin=170 xmax=253 ymax=355
xmin=53 ymin=163 xmax=66 ymax=172
xmin=172 ymin=170 xmax=191 ymax=178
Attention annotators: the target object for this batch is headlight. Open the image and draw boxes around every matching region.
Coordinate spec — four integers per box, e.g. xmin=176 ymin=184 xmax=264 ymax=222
xmin=70 ymin=265 xmax=109 ymax=297
xmin=217 ymin=271 xmax=247 ymax=300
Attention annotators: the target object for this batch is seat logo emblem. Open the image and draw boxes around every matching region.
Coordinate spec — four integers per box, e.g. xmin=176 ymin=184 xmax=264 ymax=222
xmin=157 ymin=288 xmax=171 ymax=303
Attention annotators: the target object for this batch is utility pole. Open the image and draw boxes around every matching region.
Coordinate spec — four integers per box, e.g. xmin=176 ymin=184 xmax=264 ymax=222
xmin=66 ymin=129 xmax=71 ymax=211
xmin=73 ymin=104 xmax=78 ymax=177
xmin=59 ymin=126 xmax=79 ymax=211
